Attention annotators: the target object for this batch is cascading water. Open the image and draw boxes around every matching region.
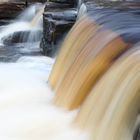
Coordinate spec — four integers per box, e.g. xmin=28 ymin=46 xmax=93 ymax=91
xmin=76 ymin=46 xmax=140 ymax=140
xmin=77 ymin=3 xmax=87 ymax=19
xmin=0 ymin=2 xmax=88 ymax=140
xmin=0 ymin=1 xmax=140 ymax=140
xmin=17 ymin=3 xmax=42 ymax=22
xmin=1 ymin=3 xmax=44 ymax=43
xmin=49 ymin=15 xmax=129 ymax=109
xmin=0 ymin=3 xmax=45 ymax=62
xmin=48 ymin=4 xmax=140 ymax=140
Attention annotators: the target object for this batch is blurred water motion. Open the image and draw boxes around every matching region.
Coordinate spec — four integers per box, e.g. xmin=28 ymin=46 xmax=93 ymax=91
xmin=48 ymin=2 xmax=140 ymax=140
xmin=0 ymin=1 xmax=140 ymax=140
xmin=49 ymin=8 xmax=140 ymax=109
xmin=0 ymin=3 xmax=44 ymax=62
xmin=76 ymin=46 xmax=140 ymax=140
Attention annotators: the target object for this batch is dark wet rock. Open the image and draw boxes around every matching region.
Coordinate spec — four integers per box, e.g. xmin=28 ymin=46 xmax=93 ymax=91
xmin=0 ymin=2 xmax=26 ymax=20
xmin=44 ymin=9 xmax=77 ymax=22
xmin=3 ymin=30 xmax=42 ymax=45
xmin=26 ymin=0 xmax=46 ymax=2
xmin=49 ymin=0 xmax=77 ymax=7
xmin=40 ymin=17 xmax=74 ymax=56
xmin=133 ymin=124 xmax=140 ymax=140
xmin=0 ymin=19 xmax=14 ymax=26
xmin=0 ymin=42 xmax=41 ymax=62
xmin=0 ymin=1 xmax=46 ymax=21
xmin=0 ymin=2 xmax=26 ymax=27
xmin=81 ymin=0 xmax=140 ymax=13
xmin=40 ymin=1 xmax=77 ymax=56
xmin=14 ymin=0 xmax=46 ymax=4
xmin=45 ymin=2 xmax=74 ymax=10
xmin=80 ymin=0 xmax=140 ymax=45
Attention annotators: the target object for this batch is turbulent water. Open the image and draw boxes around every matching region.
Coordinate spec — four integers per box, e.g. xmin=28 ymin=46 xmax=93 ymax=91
xmin=1 ymin=1 xmax=140 ymax=140
xmin=0 ymin=3 xmax=43 ymax=62
xmin=0 ymin=3 xmax=88 ymax=140
xmin=48 ymin=5 xmax=140 ymax=140
xmin=0 ymin=56 xmax=89 ymax=140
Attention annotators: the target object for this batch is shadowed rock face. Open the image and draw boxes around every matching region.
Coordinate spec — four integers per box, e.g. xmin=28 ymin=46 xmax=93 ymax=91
xmin=83 ymin=0 xmax=140 ymax=11
xmin=14 ymin=0 xmax=46 ymax=3
xmin=134 ymin=124 xmax=140 ymax=140
xmin=80 ymin=0 xmax=140 ymax=44
xmin=45 ymin=2 xmax=74 ymax=10
xmin=40 ymin=1 xmax=77 ymax=56
xmin=0 ymin=0 xmax=46 ymax=21
xmin=2 ymin=30 xmax=42 ymax=44
xmin=0 ymin=2 xmax=25 ymax=20
xmin=49 ymin=0 xmax=76 ymax=6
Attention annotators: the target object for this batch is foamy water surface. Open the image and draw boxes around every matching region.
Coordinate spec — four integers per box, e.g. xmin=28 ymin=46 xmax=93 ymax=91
xmin=0 ymin=56 xmax=88 ymax=140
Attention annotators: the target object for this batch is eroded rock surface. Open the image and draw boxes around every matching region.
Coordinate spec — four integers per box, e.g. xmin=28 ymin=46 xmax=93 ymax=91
xmin=40 ymin=1 xmax=77 ymax=56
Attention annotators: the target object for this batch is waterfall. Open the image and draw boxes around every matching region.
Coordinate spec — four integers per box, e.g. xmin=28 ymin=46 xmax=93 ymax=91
xmin=17 ymin=3 xmax=43 ymax=22
xmin=0 ymin=3 xmax=87 ymax=139
xmin=48 ymin=7 xmax=140 ymax=140
xmin=0 ymin=1 xmax=140 ymax=140
xmin=77 ymin=3 xmax=87 ymax=19
xmin=0 ymin=3 xmax=44 ymax=44
xmin=49 ymin=8 xmax=140 ymax=110
xmin=30 ymin=5 xmax=45 ymax=27
xmin=76 ymin=46 xmax=140 ymax=140
xmin=48 ymin=15 xmax=129 ymax=110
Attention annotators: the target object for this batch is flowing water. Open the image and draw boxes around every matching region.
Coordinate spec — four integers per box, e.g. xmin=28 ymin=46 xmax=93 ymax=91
xmin=0 ymin=3 xmax=89 ymax=140
xmin=0 ymin=2 xmax=140 ymax=140
xmin=0 ymin=3 xmax=44 ymax=62
xmin=49 ymin=5 xmax=140 ymax=140
xmin=76 ymin=45 xmax=140 ymax=140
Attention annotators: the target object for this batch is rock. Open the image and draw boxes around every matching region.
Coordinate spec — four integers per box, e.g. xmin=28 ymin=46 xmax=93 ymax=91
xmin=14 ymin=0 xmax=46 ymax=4
xmin=44 ymin=2 xmax=75 ymax=11
xmin=3 ymin=30 xmax=42 ymax=44
xmin=0 ymin=0 xmax=47 ymax=20
xmin=49 ymin=0 xmax=77 ymax=7
xmin=81 ymin=0 xmax=140 ymax=13
xmin=44 ymin=10 xmax=77 ymax=21
xmin=40 ymin=1 xmax=77 ymax=56
xmin=0 ymin=19 xmax=14 ymax=25
xmin=133 ymin=124 xmax=140 ymax=140
xmin=0 ymin=2 xmax=25 ymax=20
xmin=79 ymin=0 xmax=140 ymax=44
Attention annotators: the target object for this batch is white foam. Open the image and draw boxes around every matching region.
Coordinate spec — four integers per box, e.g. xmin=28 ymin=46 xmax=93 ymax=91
xmin=0 ymin=4 xmax=44 ymax=44
xmin=0 ymin=22 xmax=32 ymax=43
xmin=0 ymin=56 xmax=89 ymax=140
